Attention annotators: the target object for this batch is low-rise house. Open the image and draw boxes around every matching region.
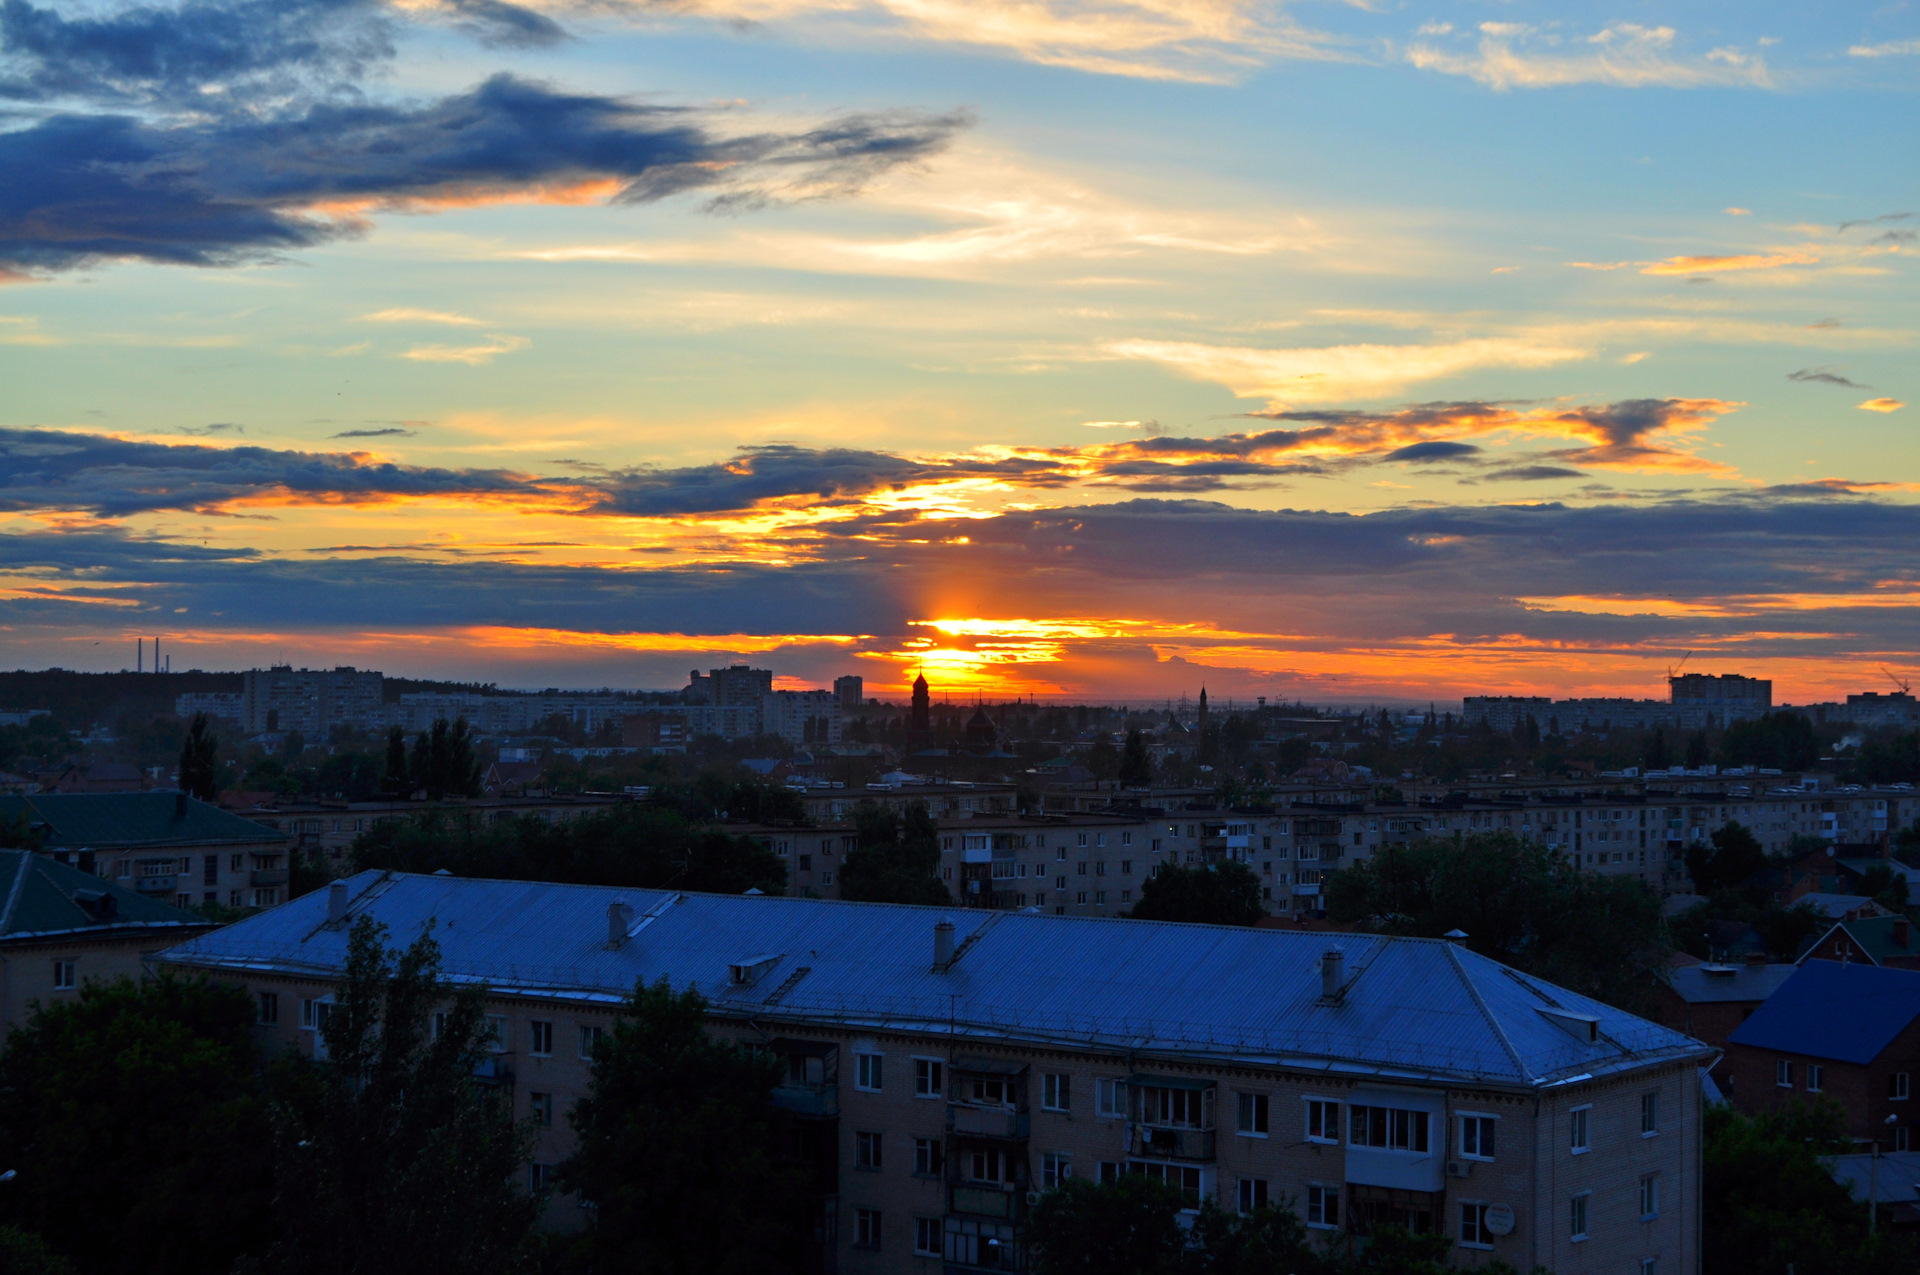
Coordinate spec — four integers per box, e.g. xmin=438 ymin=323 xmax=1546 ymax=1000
xmin=1723 ymin=960 xmax=1920 ymax=1148
xmin=1648 ymin=956 xmax=1796 ymax=1063
xmin=0 ymin=791 xmax=292 ymax=911
xmin=159 ymin=872 xmax=1711 ymax=1274
xmin=1797 ymin=916 xmax=1920 ymax=970
xmin=0 ymin=849 xmax=214 ymax=1035
xmin=1823 ymin=1150 xmax=1920 ymax=1229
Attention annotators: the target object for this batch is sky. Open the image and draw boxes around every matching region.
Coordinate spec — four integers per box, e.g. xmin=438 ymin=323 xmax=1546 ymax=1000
xmin=0 ymin=0 xmax=1916 ymax=704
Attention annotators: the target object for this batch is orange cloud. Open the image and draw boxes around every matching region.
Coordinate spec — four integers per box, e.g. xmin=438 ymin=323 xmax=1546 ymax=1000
xmin=1860 ymin=398 xmax=1906 ymax=413
xmin=1640 ymin=250 xmax=1817 ymax=275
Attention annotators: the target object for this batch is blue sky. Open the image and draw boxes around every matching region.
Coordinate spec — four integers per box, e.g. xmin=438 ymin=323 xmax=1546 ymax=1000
xmin=0 ymin=0 xmax=1914 ymax=701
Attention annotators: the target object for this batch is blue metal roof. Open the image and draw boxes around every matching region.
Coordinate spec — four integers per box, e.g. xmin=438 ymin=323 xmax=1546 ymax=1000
xmin=1728 ymin=959 xmax=1920 ymax=1064
xmin=157 ymin=871 xmax=1708 ymax=1089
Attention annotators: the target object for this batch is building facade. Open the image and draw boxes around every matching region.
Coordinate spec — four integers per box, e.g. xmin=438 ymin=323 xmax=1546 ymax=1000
xmin=157 ymin=874 xmax=1711 ymax=1274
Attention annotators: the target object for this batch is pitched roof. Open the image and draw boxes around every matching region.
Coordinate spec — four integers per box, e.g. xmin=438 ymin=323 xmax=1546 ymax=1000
xmin=0 ymin=792 xmax=287 ymax=849
xmin=0 ymin=849 xmax=208 ymax=940
xmin=1796 ymin=915 xmax=1920 ymax=965
xmin=1728 ymin=960 xmax=1920 ymax=1064
xmin=157 ymin=870 xmax=1709 ymax=1090
xmin=1666 ymin=962 xmax=1797 ymax=1004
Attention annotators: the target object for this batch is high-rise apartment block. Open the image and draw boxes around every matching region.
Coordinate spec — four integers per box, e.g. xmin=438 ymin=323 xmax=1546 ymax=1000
xmin=239 ymin=666 xmax=384 ymax=736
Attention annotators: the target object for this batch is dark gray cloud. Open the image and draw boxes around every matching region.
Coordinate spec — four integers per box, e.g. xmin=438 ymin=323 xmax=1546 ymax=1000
xmin=0 ymin=75 xmax=965 ymax=275
xmin=331 ymin=427 xmax=416 ymax=438
xmin=1788 ymin=367 xmax=1869 ymax=389
xmin=1479 ymin=464 xmax=1585 ymax=482
xmin=1838 ymin=211 xmax=1916 ymax=232
xmin=440 ymin=0 xmax=566 ymax=47
xmin=1384 ymin=441 xmax=1481 ymax=462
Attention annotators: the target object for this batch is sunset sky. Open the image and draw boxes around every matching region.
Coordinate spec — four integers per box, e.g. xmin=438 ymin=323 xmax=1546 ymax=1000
xmin=1 ymin=0 xmax=1915 ymax=703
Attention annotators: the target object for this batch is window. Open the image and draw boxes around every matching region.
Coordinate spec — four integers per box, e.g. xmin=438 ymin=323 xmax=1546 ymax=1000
xmin=258 ymin=991 xmax=279 ymax=1024
xmin=1570 ymin=1106 xmax=1590 ymax=1154
xmin=1776 ymin=1060 xmax=1794 ymax=1088
xmin=1640 ymin=1091 xmax=1660 ymax=1136
xmin=252 ymin=888 xmax=279 ymax=908
xmin=856 ymin=1130 xmax=883 ymax=1170
xmin=1306 ymin=1098 xmax=1340 ymax=1144
xmin=1808 ymin=1064 xmax=1824 ymax=1093
xmin=1121 ymin=860 xmax=1132 ymax=874
xmin=1237 ymin=1092 xmax=1269 ymax=1136
xmin=1077 ymin=892 xmax=1087 ymax=904
xmin=51 ymin=960 xmax=75 ymax=990
xmin=529 ymin=1020 xmax=553 ymax=1056
xmin=230 ymin=853 xmax=243 ymax=871
xmin=1570 ymin=1193 xmax=1590 ymax=1241
xmin=1639 ymin=1174 xmax=1660 ymax=1220
xmin=969 ymin=1148 xmax=1008 ymax=1184
xmin=301 ymin=997 xmax=332 ymax=1029
xmin=229 ymin=890 xmax=243 ymax=908
xmin=1459 ymin=1114 xmax=1497 ymax=1160
xmin=1098 ymin=1161 xmax=1120 ymax=1184
xmin=529 ymin=1092 xmax=553 ymax=1127
xmin=855 ymin=1209 xmax=881 ymax=1250
xmin=1893 ymin=1072 xmax=1911 ymax=1101
xmin=1077 ymin=863 xmax=1088 ymax=876
xmin=528 ymin=1163 xmax=552 ymax=1193
xmin=1459 ymin=1202 xmax=1493 ymax=1248
xmin=915 ymin=1138 xmax=944 ymax=1177
xmin=969 ymin=1077 xmax=1012 ymax=1106
xmin=1042 ymin=1073 xmax=1071 ymax=1111
xmin=1641 ymin=1260 xmax=1659 ymax=1275
xmin=1237 ymin=1178 xmax=1268 ymax=1213
xmin=1042 ymin=1152 xmax=1072 ymax=1189
xmin=914 ymin=1057 xmax=944 ymax=1098
xmin=1129 ymin=1161 xmax=1201 ymax=1206
xmin=855 ymin=1051 xmax=883 ymax=1092
xmin=204 ymin=855 xmax=219 ymax=885
xmin=485 ymin=1014 xmax=510 ymax=1052
xmin=1097 ymin=1078 xmax=1127 ymax=1118
xmin=1349 ymin=1105 xmax=1430 ymax=1152
xmin=579 ymin=1024 xmax=605 ymax=1059
xmin=1307 ymin=1185 xmax=1340 ymax=1229
xmin=914 ymin=1217 xmax=940 ymax=1258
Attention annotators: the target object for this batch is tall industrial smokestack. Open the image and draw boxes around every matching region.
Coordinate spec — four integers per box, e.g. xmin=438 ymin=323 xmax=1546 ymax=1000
xmin=137 ymin=638 xmax=143 ymax=674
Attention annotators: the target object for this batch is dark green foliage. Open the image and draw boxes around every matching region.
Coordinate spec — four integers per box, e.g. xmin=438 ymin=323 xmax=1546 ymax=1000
xmin=1643 ymin=727 xmax=1671 ymax=770
xmin=1850 ymin=730 xmax=1920 ymax=786
xmin=382 ymin=726 xmax=410 ymax=795
xmin=0 ymin=975 xmax=274 ymax=1275
xmin=1118 ymin=728 xmax=1153 ymax=787
xmin=409 ymin=717 xmax=481 ymax=800
xmin=838 ymin=800 xmax=950 ymax=904
xmin=1858 ymin=861 xmax=1910 ymax=909
xmin=1129 ymin=861 xmax=1266 ymax=926
xmin=350 ymin=804 xmax=787 ymax=895
xmin=1720 ymin=711 xmax=1819 ymax=771
xmin=642 ymin=773 xmax=806 ymax=825
xmin=1686 ymin=822 xmax=1769 ymax=896
xmin=1686 ymin=730 xmax=1711 ymax=769
xmin=0 ymin=809 xmax=41 ymax=850
xmin=558 ymin=979 xmax=810 ymax=1275
xmin=177 ymin=712 xmax=220 ymax=801
xmin=1029 ymin=1175 xmax=1190 ymax=1275
xmin=1185 ymin=1201 xmax=1335 ymax=1275
xmin=1703 ymin=1098 xmax=1920 ymax=1275
xmin=0 ymin=1227 xmax=75 ymax=1275
xmin=1325 ymin=833 xmax=1669 ymax=1011
xmin=252 ymin=918 xmax=538 ymax=1275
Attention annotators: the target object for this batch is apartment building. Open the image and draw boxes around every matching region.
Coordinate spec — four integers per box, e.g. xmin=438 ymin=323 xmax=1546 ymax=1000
xmin=156 ymin=873 xmax=1711 ymax=1274
xmin=0 ymin=791 xmax=292 ymax=910
xmin=238 ymin=666 xmax=384 ymax=736
xmin=222 ymin=793 xmax=624 ymax=867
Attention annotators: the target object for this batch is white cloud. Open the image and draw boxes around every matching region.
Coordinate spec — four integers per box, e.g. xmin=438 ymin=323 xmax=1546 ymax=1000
xmin=1849 ymin=40 xmax=1920 ymax=58
xmin=364 ymin=308 xmax=485 ymax=326
xmin=1408 ymin=23 xmax=1773 ymax=90
xmin=402 ymin=335 xmax=530 ymax=365
xmin=1103 ymin=336 xmax=1587 ymax=406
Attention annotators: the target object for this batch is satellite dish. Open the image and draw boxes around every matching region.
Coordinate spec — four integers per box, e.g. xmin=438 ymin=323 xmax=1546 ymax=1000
xmin=1484 ymin=1203 xmax=1515 ymax=1236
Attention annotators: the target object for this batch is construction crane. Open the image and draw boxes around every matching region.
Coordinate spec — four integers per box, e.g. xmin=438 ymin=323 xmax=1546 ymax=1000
xmin=1665 ymin=651 xmax=1693 ymax=683
xmin=1885 ymin=666 xmax=1913 ymax=695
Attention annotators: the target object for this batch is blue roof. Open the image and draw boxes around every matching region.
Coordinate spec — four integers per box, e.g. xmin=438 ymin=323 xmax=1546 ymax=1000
xmin=1728 ymin=960 xmax=1920 ymax=1064
xmin=156 ymin=871 xmax=1709 ymax=1089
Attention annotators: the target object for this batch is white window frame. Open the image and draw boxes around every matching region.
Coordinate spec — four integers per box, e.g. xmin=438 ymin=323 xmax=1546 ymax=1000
xmin=1042 ymin=1151 xmax=1072 ymax=1189
xmin=1893 ymin=1071 xmax=1911 ymax=1101
xmin=485 ymin=1014 xmax=510 ymax=1054
xmin=1776 ymin=1059 xmax=1793 ymax=1088
xmin=1458 ymin=1201 xmax=1494 ymax=1250
xmin=1569 ymin=1105 xmax=1591 ymax=1155
xmin=855 ymin=1050 xmax=884 ymax=1093
xmin=1306 ymin=1183 xmax=1340 ymax=1230
xmin=1237 ymin=1176 xmax=1268 ymax=1214
xmin=1808 ymin=1064 xmax=1824 ymax=1093
xmin=1570 ymin=1192 xmax=1591 ymax=1242
xmin=1096 ymin=1078 xmax=1127 ymax=1119
xmin=528 ymin=1019 xmax=554 ymax=1057
xmin=913 ymin=1056 xmax=944 ymax=1098
xmin=1639 ymin=1173 xmax=1661 ymax=1220
xmin=914 ymin=1136 xmax=943 ymax=1177
xmin=913 ymin=1217 xmax=940 ymax=1258
xmin=1640 ymin=1091 xmax=1660 ymax=1136
xmin=1458 ymin=1111 xmax=1498 ymax=1161
xmin=1237 ymin=1091 xmax=1269 ymax=1137
xmin=51 ymin=959 xmax=76 ymax=990
xmin=579 ymin=1023 xmax=605 ymax=1059
xmin=1041 ymin=1072 xmax=1070 ymax=1112
xmin=1304 ymin=1097 xmax=1340 ymax=1145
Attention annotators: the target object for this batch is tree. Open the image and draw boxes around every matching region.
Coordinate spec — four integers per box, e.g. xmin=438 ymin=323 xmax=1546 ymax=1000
xmin=1325 ymin=833 xmax=1669 ymax=1012
xmin=1703 ymin=1098 xmax=1919 ymax=1275
xmin=1858 ymin=862 xmax=1910 ymax=910
xmin=381 ymin=725 xmax=410 ymax=796
xmin=559 ymin=979 xmax=811 ymax=1275
xmin=1686 ymin=822 xmax=1769 ymax=896
xmin=1643 ymin=727 xmax=1671 ymax=771
xmin=1851 ymin=730 xmax=1920 ymax=786
xmin=1129 ymin=861 xmax=1266 ymax=926
xmin=1186 ymin=1200 xmax=1334 ymax=1275
xmin=838 ymin=801 xmax=950 ymax=904
xmin=1721 ymin=712 xmax=1819 ymax=772
xmin=1028 ymin=1175 xmax=1188 ymax=1275
xmin=0 ymin=1228 xmax=75 ymax=1275
xmin=0 ymin=975 xmax=275 ymax=1275
xmin=177 ymin=711 xmax=220 ymax=801
xmin=1118 ymin=729 xmax=1153 ymax=787
xmin=409 ymin=718 xmax=481 ymax=801
xmin=1685 ymin=730 xmax=1711 ymax=769
xmin=254 ymin=917 xmax=538 ymax=1275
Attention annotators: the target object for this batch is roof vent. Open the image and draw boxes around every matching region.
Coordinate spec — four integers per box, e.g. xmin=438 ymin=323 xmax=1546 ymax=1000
xmin=1443 ymin=929 xmax=1469 ymax=944
xmin=1538 ymin=1007 xmax=1601 ymax=1043
xmin=934 ymin=917 xmax=956 ymax=971
xmin=608 ymin=900 xmax=635 ymax=949
xmin=728 ymin=954 xmax=781 ymax=986
xmin=325 ymin=880 xmax=349 ymax=926
xmin=1320 ymin=948 xmax=1346 ymax=1002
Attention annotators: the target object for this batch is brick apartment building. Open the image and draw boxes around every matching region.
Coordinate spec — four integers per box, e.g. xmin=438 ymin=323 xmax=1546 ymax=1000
xmin=1723 ymin=960 xmax=1920 ymax=1149
xmin=159 ymin=872 xmax=1711 ymax=1274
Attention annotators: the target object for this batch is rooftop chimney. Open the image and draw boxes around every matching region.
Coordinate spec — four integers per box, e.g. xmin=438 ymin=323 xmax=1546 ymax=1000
xmin=608 ymin=900 xmax=635 ymax=948
xmin=1320 ymin=948 xmax=1345 ymax=1001
xmin=934 ymin=917 xmax=956 ymax=970
xmin=326 ymin=880 xmax=349 ymax=926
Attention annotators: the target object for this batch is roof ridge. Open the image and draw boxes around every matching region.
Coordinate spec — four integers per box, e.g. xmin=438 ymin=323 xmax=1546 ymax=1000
xmin=1444 ymin=941 xmax=1532 ymax=1084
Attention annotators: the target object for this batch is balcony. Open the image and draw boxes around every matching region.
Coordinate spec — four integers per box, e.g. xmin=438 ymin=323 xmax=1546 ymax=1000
xmin=1130 ymin=1125 xmax=1215 ymax=1160
xmin=773 ymin=1083 xmax=839 ymax=1118
xmin=250 ymin=868 xmax=289 ymax=886
xmin=135 ymin=875 xmax=176 ymax=893
xmin=950 ymin=1185 xmax=1017 ymax=1220
xmin=950 ymin=1105 xmax=1029 ymax=1140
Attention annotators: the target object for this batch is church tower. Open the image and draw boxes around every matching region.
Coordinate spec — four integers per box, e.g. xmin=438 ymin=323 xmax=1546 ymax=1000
xmin=910 ymin=671 xmax=931 ymax=751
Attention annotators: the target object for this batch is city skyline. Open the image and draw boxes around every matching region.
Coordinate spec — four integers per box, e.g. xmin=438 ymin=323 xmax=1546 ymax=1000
xmin=2 ymin=0 xmax=1916 ymax=701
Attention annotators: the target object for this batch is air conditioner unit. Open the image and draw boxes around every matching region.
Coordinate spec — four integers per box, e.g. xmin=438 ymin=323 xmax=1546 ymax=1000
xmin=1445 ymin=1160 xmax=1473 ymax=1179
xmin=1025 ymin=1192 xmax=1042 ymax=1206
